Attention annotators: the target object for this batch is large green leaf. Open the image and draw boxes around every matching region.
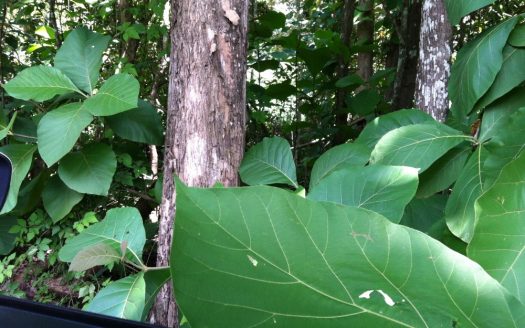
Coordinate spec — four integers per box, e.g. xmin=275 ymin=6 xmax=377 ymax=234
xmin=370 ymin=122 xmax=470 ymax=172
xmin=474 ymin=45 xmax=525 ymax=111
xmin=86 ymin=273 xmax=145 ymax=321
xmin=356 ymin=109 xmax=434 ymax=151
xmin=0 ymin=144 xmax=36 ymax=214
xmin=106 ymin=100 xmax=163 ymax=145
xmin=69 ymin=242 xmax=120 ymax=272
xmin=483 ymin=108 xmax=525 ymax=187
xmin=468 ymin=152 xmax=525 ymax=303
xmin=445 ymin=146 xmax=487 ymax=242
xmin=142 ymin=268 xmax=171 ymax=321
xmin=0 ymin=216 xmax=18 ymax=255
xmin=417 ymin=145 xmax=471 ymax=198
xmin=58 ymin=143 xmax=116 ymax=196
xmin=42 ymin=175 xmax=84 ymax=223
xmin=449 ymin=17 xmax=518 ymax=118
xmin=478 ymin=87 xmax=525 ymax=142
xmin=82 ymin=74 xmax=139 ymax=116
xmin=308 ymin=165 xmax=418 ymax=223
xmin=309 ymin=143 xmax=370 ymax=189
xmin=509 ymin=23 xmax=525 ymax=47
xmin=400 ymin=195 xmax=448 ymax=239
xmin=240 ymin=136 xmax=298 ymax=188
xmin=172 ymin=183 xmax=525 ymax=327
xmin=59 ymin=207 xmax=145 ymax=265
xmin=37 ymin=102 xmax=93 ymax=166
xmin=54 ymin=27 xmax=110 ymax=94
xmin=3 ymin=66 xmax=80 ymax=101
xmin=445 ymin=0 xmax=496 ymax=26
xmin=12 ymin=169 xmax=50 ymax=216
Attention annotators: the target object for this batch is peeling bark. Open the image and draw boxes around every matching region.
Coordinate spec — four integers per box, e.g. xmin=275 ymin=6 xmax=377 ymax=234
xmin=414 ymin=0 xmax=452 ymax=122
xmin=152 ymin=0 xmax=248 ymax=327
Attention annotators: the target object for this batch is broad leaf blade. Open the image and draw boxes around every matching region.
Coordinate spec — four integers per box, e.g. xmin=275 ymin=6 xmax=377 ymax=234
xmin=0 ymin=144 xmax=36 ymax=214
xmin=239 ymin=136 xmax=298 ymax=188
xmin=3 ymin=66 xmax=80 ymax=101
xmin=417 ymin=145 xmax=471 ymax=198
xmin=478 ymin=87 xmax=525 ymax=142
xmin=142 ymin=269 xmax=171 ymax=321
xmin=59 ymin=207 xmax=145 ymax=265
xmin=0 ymin=216 xmax=18 ymax=255
xmin=445 ymin=146 xmax=487 ymax=242
xmin=308 ymin=165 xmax=418 ymax=223
xmin=82 ymin=74 xmax=139 ymax=116
xmin=400 ymin=195 xmax=447 ymax=239
xmin=86 ymin=273 xmax=145 ymax=321
xmin=468 ymin=151 xmax=525 ymax=303
xmin=54 ymin=27 xmax=110 ymax=94
xmin=370 ymin=122 xmax=470 ymax=172
xmin=449 ymin=17 xmax=518 ymax=118
xmin=474 ymin=45 xmax=525 ymax=111
xmin=445 ymin=0 xmax=496 ymax=25
xmin=356 ymin=109 xmax=434 ymax=151
xmin=58 ymin=143 xmax=116 ymax=196
xmin=69 ymin=242 xmax=120 ymax=272
xmin=37 ymin=102 xmax=93 ymax=166
xmin=309 ymin=143 xmax=370 ymax=189
xmin=106 ymin=100 xmax=163 ymax=145
xmin=173 ymin=183 xmax=525 ymax=327
xmin=42 ymin=175 xmax=84 ymax=223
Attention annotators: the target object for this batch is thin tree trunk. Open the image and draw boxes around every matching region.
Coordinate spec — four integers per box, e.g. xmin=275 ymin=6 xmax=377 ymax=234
xmin=356 ymin=0 xmax=374 ymax=85
xmin=153 ymin=0 xmax=248 ymax=327
xmin=414 ymin=0 xmax=452 ymax=122
xmin=391 ymin=0 xmax=422 ymax=110
xmin=333 ymin=0 xmax=356 ymax=145
xmin=48 ymin=0 xmax=62 ymax=47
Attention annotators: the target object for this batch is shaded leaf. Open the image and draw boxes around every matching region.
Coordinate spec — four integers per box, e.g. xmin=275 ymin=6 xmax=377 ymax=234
xmin=240 ymin=137 xmax=298 ymax=188
xmin=417 ymin=145 xmax=471 ymax=198
xmin=0 ymin=216 xmax=18 ymax=255
xmin=308 ymin=165 xmax=418 ymax=223
xmin=58 ymin=143 xmax=116 ymax=196
xmin=356 ymin=109 xmax=434 ymax=151
xmin=42 ymin=175 xmax=84 ymax=223
xmin=106 ymin=100 xmax=163 ymax=145
xmin=445 ymin=146 xmax=487 ymax=242
xmin=309 ymin=143 xmax=370 ymax=189
xmin=142 ymin=269 xmax=171 ymax=321
xmin=509 ymin=23 xmax=525 ymax=47
xmin=400 ymin=195 xmax=447 ymax=239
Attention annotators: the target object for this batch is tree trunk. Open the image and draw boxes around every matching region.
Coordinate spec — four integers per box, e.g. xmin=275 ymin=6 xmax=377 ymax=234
xmin=153 ymin=0 xmax=248 ymax=327
xmin=333 ymin=0 xmax=356 ymax=145
xmin=356 ymin=0 xmax=374 ymax=84
xmin=390 ymin=0 xmax=422 ymax=110
xmin=414 ymin=0 xmax=452 ymax=122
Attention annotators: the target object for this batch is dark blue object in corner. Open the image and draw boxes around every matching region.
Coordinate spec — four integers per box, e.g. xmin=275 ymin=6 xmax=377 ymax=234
xmin=0 ymin=152 xmax=11 ymax=211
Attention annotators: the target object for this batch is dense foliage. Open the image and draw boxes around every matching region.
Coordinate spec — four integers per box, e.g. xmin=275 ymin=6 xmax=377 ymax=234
xmin=1 ymin=0 xmax=525 ymax=327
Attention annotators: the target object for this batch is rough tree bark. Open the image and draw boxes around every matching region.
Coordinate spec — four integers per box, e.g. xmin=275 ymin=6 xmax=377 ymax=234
xmin=388 ymin=0 xmax=422 ymax=110
xmin=414 ymin=0 xmax=452 ymax=122
xmin=153 ymin=1 xmax=248 ymax=327
xmin=333 ymin=0 xmax=356 ymax=145
xmin=356 ymin=0 xmax=374 ymax=84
